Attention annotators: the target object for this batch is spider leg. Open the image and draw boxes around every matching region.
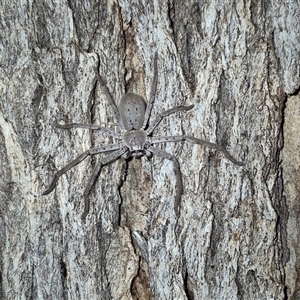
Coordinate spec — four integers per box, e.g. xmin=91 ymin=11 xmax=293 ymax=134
xmin=57 ymin=123 xmax=121 ymax=139
xmin=142 ymin=53 xmax=158 ymax=129
xmin=82 ymin=148 xmax=128 ymax=221
xmin=147 ymin=145 xmax=183 ymax=217
xmin=146 ymin=105 xmax=194 ymax=135
xmin=43 ymin=144 xmax=121 ymax=195
xmin=132 ymin=231 xmax=149 ymax=262
xmin=151 ymin=135 xmax=244 ymax=166
xmin=96 ymin=73 xmax=125 ymax=130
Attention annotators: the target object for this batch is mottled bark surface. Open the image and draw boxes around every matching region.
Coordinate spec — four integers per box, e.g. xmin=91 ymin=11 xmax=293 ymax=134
xmin=0 ymin=0 xmax=299 ymax=299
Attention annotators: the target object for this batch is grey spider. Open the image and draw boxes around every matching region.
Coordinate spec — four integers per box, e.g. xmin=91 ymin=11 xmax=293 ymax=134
xmin=43 ymin=54 xmax=243 ymax=219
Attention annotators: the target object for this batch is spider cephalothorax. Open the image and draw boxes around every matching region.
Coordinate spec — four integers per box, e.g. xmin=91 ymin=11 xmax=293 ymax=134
xmin=43 ymin=54 xmax=243 ymax=219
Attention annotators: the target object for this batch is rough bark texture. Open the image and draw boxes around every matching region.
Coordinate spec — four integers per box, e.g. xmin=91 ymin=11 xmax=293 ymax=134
xmin=0 ymin=0 xmax=299 ymax=299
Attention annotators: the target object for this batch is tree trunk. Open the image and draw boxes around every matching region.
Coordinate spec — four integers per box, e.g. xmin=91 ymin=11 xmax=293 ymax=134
xmin=0 ymin=0 xmax=299 ymax=299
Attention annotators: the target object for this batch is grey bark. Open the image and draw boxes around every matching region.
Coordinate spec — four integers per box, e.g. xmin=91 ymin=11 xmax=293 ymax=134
xmin=0 ymin=0 xmax=299 ymax=299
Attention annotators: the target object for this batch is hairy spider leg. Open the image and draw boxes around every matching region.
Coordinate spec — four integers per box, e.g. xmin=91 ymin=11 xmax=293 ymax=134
xmin=142 ymin=53 xmax=158 ymax=129
xmin=146 ymin=105 xmax=194 ymax=135
xmin=151 ymin=135 xmax=244 ymax=166
xmin=132 ymin=231 xmax=149 ymax=262
xmin=82 ymin=148 xmax=127 ymax=221
xmin=57 ymin=123 xmax=121 ymax=139
xmin=147 ymin=145 xmax=183 ymax=217
xmin=43 ymin=144 xmax=121 ymax=195
xmin=96 ymin=73 xmax=125 ymax=130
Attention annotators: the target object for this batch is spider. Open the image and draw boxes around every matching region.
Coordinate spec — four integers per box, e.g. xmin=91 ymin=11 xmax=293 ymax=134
xmin=43 ymin=54 xmax=243 ymax=219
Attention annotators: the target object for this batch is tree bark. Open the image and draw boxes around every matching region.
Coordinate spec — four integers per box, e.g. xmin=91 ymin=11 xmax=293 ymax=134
xmin=0 ymin=0 xmax=299 ymax=299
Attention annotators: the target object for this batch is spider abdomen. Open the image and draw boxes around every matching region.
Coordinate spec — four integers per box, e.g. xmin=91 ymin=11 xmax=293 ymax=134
xmin=119 ymin=92 xmax=147 ymax=130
